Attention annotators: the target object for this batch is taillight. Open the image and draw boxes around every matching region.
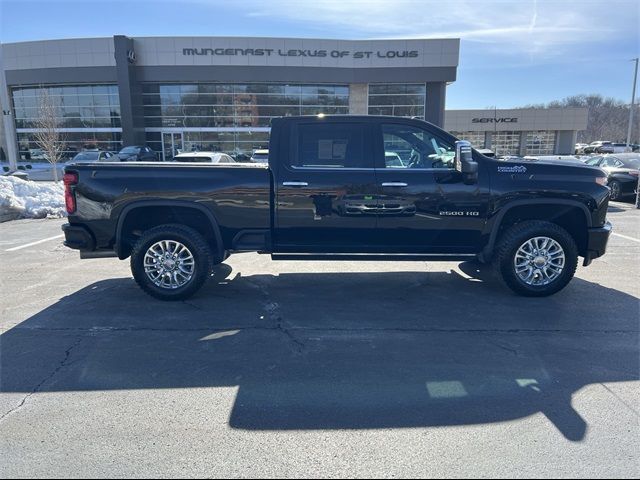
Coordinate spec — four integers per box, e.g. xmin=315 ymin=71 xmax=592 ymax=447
xmin=595 ymin=176 xmax=608 ymax=186
xmin=63 ymin=172 xmax=78 ymax=214
xmin=629 ymin=171 xmax=639 ymax=177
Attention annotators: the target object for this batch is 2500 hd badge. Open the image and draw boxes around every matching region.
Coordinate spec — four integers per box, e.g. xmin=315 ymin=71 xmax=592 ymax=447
xmin=439 ymin=211 xmax=480 ymax=216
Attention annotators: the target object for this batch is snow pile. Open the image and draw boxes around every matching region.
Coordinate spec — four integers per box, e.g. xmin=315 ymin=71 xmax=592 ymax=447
xmin=0 ymin=176 xmax=67 ymax=219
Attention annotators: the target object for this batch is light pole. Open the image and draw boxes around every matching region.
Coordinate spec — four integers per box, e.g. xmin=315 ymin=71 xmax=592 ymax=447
xmin=627 ymin=58 xmax=638 ymax=148
xmin=629 ymin=58 xmax=640 ymax=208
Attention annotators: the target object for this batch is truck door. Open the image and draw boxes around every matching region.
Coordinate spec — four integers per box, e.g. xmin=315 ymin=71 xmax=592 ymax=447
xmin=372 ymin=121 xmax=489 ymax=253
xmin=274 ymin=119 xmax=379 ymax=251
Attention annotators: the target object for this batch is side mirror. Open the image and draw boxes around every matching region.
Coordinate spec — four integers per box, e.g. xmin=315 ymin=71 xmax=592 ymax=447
xmin=455 ymin=140 xmax=478 ymax=185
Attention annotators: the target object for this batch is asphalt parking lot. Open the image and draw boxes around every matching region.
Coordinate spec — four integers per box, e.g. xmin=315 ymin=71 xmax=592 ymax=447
xmin=0 ymin=202 xmax=638 ymax=478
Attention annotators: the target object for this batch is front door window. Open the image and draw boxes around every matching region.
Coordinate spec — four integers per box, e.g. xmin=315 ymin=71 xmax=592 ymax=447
xmin=381 ymin=124 xmax=455 ymax=170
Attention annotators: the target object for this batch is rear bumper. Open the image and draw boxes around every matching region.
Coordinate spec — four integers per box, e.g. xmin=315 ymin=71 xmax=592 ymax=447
xmin=61 ymin=223 xmax=95 ymax=251
xmin=583 ymin=221 xmax=612 ymax=266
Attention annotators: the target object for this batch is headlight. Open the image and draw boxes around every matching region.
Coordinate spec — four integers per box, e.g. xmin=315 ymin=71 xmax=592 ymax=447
xmin=595 ymin=177 xmax=608 ymax=186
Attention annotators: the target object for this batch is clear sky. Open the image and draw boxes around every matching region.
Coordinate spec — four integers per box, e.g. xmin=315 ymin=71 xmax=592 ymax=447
xmin=1 ymin=0 xmax=638 ymax=109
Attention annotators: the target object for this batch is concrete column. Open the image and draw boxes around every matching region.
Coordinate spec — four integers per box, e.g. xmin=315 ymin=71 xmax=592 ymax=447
xmin=519 ymin=131 xmax=527 ymax=156
xmin=484 ymin=132 xmax=492 ymax=149
xmin=114 ymin=35 xmax=145 ymax=146
xmin=0 ymin=44 xmax=19 ymax=170
xmin=348 ymin=83 xmax=368 ymax=115
xmin=556 ymin=130 xmax=577 ymax=155
xmin=425 ymin=82 xmax=446 ymax=127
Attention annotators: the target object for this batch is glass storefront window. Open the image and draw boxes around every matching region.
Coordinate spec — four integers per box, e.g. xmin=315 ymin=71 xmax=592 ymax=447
xmin=526 ymin=131 xmax=556 ymax=155
xmin=17 ymin=131 xmax=123 ymax=161
xmin=12 ymin=84 xmax=121 ymax=130
xmin=492 ymin=131 xmax=521 ymax=156
xmin=368 ymin=83 xmax=426 ymax=119
xmin=147 ymin=130 xmax=272 ymax=160
xmin=450 ymin=131 xmax=485 ymax=149
xmin=12 ymin=84 xmax=122 ymax=161
xmin=142 ymin=83 xmax=349 ymax=130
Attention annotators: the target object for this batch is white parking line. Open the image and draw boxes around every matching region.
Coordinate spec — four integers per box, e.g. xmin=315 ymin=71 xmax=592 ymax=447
xmin=612 ymin=233 xmax=640 ymax=244
xmin=5 ymin=234 xmax=64 ymax=252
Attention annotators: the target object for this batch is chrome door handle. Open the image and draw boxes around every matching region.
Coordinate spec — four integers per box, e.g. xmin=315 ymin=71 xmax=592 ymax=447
xmin=381 ymin=182 xmax=408 ymax=187
xmin=282 ymin=181 xmax=309 ymax=187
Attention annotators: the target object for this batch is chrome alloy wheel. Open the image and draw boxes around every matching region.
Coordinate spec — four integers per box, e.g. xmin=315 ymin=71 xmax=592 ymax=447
xmin=143 ymin=240 xmax=195 ymax=289
xmin=514 ymin=236 xmax=565 ymax=286
xmin=610 ymin=181 xmax=621 ymax=200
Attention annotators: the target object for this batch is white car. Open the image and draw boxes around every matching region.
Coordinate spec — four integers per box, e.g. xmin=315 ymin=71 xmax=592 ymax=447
xmin=173 ymin=152 xmax=236 ymax=163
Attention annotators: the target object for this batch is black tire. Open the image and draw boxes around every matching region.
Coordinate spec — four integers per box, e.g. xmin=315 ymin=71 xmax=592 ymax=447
xmin=494 ymin=220 xmax=578 ymax=297
xmin=609 ymin=180 xmax=622 ymax=201
xmin=130 ymin=224 xmax=212 ymax=301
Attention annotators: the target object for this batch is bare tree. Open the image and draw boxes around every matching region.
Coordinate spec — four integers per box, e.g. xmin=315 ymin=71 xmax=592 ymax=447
xmin=523 ymin=94 xmax=640 ymax=144
xmin=33 ymin=89 xmax=66 ymax=182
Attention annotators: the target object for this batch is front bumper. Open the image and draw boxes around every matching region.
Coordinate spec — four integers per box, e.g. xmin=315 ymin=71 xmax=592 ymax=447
xmin=583 ymin=221 xmax=612 ymax=266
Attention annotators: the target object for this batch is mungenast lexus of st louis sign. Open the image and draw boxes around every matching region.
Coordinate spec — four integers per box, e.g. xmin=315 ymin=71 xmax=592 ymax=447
xmin=183 ymin=48 xmax=420 ymax=59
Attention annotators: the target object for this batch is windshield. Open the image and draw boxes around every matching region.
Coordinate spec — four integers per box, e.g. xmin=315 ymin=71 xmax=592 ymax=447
xmin=72 ymin=152 xmax=100 ymax=162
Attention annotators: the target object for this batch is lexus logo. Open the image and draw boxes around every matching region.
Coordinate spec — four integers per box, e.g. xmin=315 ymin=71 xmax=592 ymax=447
xmin=126 ymin=49 xmax=136 ymax=64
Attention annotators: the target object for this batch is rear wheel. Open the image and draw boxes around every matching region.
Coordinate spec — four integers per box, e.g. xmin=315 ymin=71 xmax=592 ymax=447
xmin=130 ymin=224 xmax=212 ymax=301
xmin=495 ymin=221 xmax=578 ymax=297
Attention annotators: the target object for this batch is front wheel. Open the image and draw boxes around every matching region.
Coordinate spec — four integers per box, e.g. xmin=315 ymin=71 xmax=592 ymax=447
xmin=130 ymin=224 xmax=212 ymax=301
xmin=495 ymin=221 xmax=578 ymax=297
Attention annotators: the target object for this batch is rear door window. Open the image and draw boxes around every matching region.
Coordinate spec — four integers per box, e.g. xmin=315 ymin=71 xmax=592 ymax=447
xmin=293 ymin=123 xmax=369 ymax=169
xmin=602 ymin=157 xmax=622 ymax=168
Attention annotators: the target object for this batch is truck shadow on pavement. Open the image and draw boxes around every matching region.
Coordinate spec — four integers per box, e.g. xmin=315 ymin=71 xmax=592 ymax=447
xmin=2 ymin=262 xmax=638 ymax=442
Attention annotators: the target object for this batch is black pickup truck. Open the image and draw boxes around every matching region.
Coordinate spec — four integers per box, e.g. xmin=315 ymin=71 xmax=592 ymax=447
xmin=62 ymin=115 xmax=612 ymax=300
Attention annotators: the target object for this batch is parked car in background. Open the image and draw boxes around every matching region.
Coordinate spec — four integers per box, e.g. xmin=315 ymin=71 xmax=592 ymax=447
xmin=69 ymin=151 xmax=114 ymax=163
xmin=575 ymin=143 xmax=588 ymax=154
xmin=476 ymin=148 xmax=495 ymax=157
xmin=250 ymin=149 xmax=269 ymax=163
xmin=27 ymin=148 xmax=49 ymax=161
xmin=585 ymin=154 xmax=640 ymax=201
xmin=174 ymin=152 xmax=236 ymax=163
xmin=117 ymin=146 xmax=158 ymax=162
xmin=523 ymin=155 xmax=588 ymax=166
xmin=231 ymin=152 xmax=252 ymax=162
xmin=612 ymin=143 xmax=632 ymax=153
xmin=584 ymin=141 xmax=614 ymax=154
xmin=1 ymin=165 xmax=29 ymax=180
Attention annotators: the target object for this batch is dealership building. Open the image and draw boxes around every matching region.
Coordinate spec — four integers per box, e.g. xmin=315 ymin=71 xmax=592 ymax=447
xmin=0 ymin=35 xmax=587 ymax=164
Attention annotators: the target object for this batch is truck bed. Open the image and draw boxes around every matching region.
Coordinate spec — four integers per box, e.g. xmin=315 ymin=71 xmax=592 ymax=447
xmin=66 ymin=162 xmax=272 ymax=254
